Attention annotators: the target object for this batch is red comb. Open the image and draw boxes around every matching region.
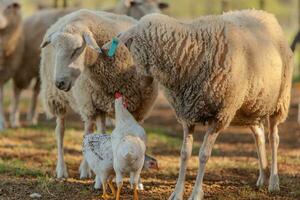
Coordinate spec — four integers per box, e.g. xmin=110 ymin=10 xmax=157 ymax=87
xmin=115 ymin=92 xmax=122 ymax=99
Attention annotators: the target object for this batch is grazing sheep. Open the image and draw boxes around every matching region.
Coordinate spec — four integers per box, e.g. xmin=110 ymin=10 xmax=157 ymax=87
xmin=103 ymin=10 xmax=294 ymax=199
xmin=40 ymin=9 xmax=158 ymax=180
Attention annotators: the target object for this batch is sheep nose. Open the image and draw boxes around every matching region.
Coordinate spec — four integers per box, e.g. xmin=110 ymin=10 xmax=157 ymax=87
xmin=55 ymin=80 xmax=66 ymax=90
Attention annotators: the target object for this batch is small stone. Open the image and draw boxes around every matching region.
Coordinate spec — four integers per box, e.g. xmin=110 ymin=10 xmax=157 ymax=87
xmin=30 ymin=193 xmax=42 ymax=198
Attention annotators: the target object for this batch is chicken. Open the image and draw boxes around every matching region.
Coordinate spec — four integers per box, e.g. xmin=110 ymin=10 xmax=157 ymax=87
xmin=83 ymin=133 xmax=115 ymax=199
xmin=83 ymin=133 xmax=157 ymax=199
xmin=111 ymin=92 xmax=147 ymax=200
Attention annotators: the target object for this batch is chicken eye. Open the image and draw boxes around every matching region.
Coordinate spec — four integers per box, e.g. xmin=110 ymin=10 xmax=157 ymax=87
xmin=71 ymin=47 xmax=82 ymax=58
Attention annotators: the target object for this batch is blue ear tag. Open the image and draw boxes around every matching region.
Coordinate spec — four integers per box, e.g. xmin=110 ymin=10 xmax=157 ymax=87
xmin=108 ymin=38 xmax=119 ymax=57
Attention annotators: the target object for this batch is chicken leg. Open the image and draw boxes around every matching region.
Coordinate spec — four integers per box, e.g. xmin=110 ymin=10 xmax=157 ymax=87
xmin=108 ymin=180 xmax=116 ymax=197
xmin=116 ymin=183 xmax=123 ymax=200
xmin=133 ymin=184 xmax=139 ymax=200
xmin=102 ymin=182 xmax=111 ymax=200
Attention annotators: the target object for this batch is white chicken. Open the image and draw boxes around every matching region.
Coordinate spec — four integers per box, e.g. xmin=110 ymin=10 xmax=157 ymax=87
xmin=112 ymin=92 xmax=147 ymax=200
xmin=83 ymin=133 xmax=157 ymax=200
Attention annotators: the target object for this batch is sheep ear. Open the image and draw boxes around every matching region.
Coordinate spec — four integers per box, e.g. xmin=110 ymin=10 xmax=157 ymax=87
xmin=83 ymin=32 xmax=102 ymax=54
xmin=117 ymin=25 xmax=137 ymax=46
xmin=41 ymin=32 xmax=56 ymax=48
xmin=101 ymin=26 xmax=137 ymax=52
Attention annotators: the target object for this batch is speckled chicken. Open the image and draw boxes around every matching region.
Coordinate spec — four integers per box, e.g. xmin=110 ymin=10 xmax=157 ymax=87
xmin=83 ymin=133 xmax=157 ymax=199
xmin=111 ymin=92 xmax=147 ymax=200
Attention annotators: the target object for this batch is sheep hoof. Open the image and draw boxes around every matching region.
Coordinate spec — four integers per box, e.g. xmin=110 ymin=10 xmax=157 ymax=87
xmin=56 ymin=162 xmax=68 ymax=178
xmin=268 ymin=174 xmax=280 ymax=192
xmin=138 ymin=183 xmax=144 ymax=191
xmin=188 ymin=190 xmax=204 ymax=200
xmin=256 ymin=174 xmax=266 ymax=188
xmin=168 ymin=192 xmax=183 ymax=200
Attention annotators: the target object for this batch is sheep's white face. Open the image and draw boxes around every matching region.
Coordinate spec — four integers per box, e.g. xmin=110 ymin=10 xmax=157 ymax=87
xmin=41 ymin=31 xmax=102 ymax=92
xmin=0 ymin=0 xmax=21 ymax=31
xmin=123 ymin=0 xmax=168 ymax=19
xmin=51 ymin=33 xmax=85 ymax=92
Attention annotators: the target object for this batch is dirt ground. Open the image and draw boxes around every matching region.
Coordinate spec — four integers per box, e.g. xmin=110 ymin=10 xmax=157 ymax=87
xmin=0 ymin=85 xmax=300 ymax=200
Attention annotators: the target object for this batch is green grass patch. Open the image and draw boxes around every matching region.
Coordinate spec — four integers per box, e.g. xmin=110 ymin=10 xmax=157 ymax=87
xmin=0 ymin=159 xmax=44 ymax=177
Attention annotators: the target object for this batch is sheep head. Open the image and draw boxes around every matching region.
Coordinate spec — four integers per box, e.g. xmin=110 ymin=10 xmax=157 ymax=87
xmin=41 ymin=31 xmax=102 ymax=92
xmin=0 ymin=0 xmax=21 ymax=31
xmin=118 ymin=0 xmax=169 ymax=19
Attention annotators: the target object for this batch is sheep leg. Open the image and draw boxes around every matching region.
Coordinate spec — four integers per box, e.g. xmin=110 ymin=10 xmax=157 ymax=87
xmin=169 ymin=123 xmax=194 ymax=200
xmin=0 ymin=85 xmax=4 ymax=131
xmin=189 ymin=125 xmax=221 ymax=200
xmin=298 ymin=103 xmax=300 ymax=124
xmin=27 ymin=78 xmax=40 ymax=126
xmin=96 ymin=113 xmax=106 ymax=134
xmin=250 ymin=123 xmax=267 ymax=187
xmin=79 ymin=119 xmax=93 ymax=179
xmin=10 ymin=84 xmax=21 ymax=128
xmin=268 ymin=117 xmax=280 ymax=192
xmin=55 ymin=116 xmax=68 ymax=178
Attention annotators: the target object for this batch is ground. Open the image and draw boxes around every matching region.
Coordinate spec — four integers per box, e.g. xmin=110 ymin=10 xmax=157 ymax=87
xmin=0 ymin=85 xmax=300 ymax=200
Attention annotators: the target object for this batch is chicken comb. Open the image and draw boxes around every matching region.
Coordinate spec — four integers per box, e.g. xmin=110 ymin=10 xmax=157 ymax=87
xmin=115 ymin=92 xmax=122 ymax=99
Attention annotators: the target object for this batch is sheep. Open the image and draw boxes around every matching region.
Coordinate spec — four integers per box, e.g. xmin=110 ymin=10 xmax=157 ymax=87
xmin=40 ymin=9 xmax=158 ymax=181
xmin=0 ymin=0 xmax=76 ymax=130
xmin=0 ymin=0 xmax=23 ymax=130
xmin=103 ymin=10 xmax=294 ymax=199
xmin=2 ymin=0 xmax=168 ymax=130
xmin=38 ymin=0 xmax=168 ymax=180
xmin=10 ymin=8 xmax=76 ymax=128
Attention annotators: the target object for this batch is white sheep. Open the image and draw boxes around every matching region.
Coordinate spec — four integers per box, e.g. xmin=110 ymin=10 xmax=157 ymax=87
xmin=103 ymin=10 xmax=294 ymax=199
xmin=1 ymin=0 xmax=169 ymax=130
xmin=36 ymin=0 xmax=167 ymax=180
xmin=0 ymin=0 xmax=75 ymax=130
xmin=40 ymin=10 xmax=158 ymax=182
xmin=0 ymin=0 xmax=24 ymax=130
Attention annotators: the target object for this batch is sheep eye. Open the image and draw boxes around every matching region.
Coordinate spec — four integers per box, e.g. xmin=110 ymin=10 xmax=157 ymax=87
xmin=71 ymin=47 xmax=82 ymax=58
